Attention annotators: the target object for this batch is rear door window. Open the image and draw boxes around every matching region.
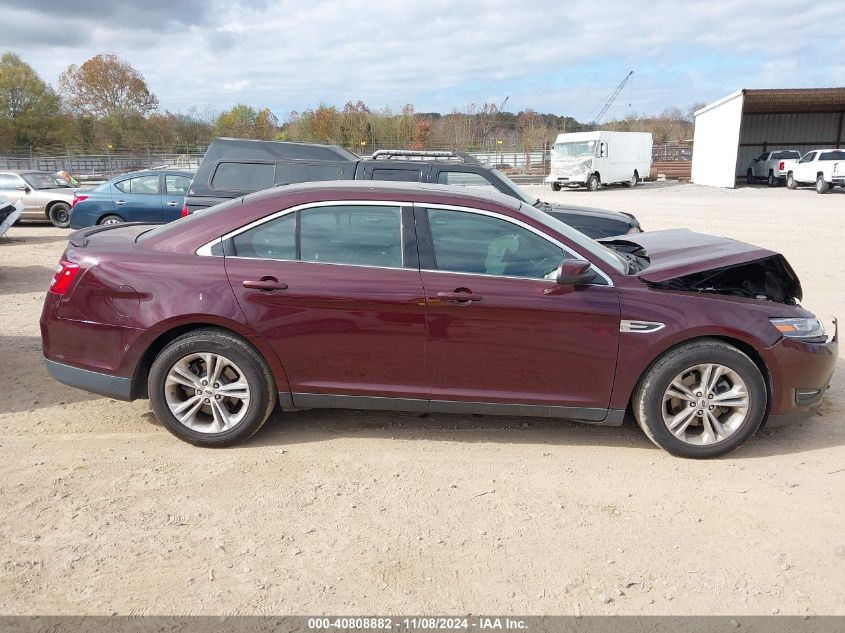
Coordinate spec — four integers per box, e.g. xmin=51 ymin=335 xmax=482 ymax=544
xmin=369 ymin=168 xmax=422 ymax=182
xmin=300 ymin=205 xmax=403 ymax=268
xmin=114 ymin=174 xmax=161 ymax=194
xmin=819 ymin=151 xmax=845 ymax=161
xmin=231 ymin=212 xmax=296 ymax=260
xmin=212 ymin=162 xmax=275 ymax=192
xmin=436 ymin=171 xmax=499 ymax=193
xmin=165 ymin=174 xmax=192 ymax=195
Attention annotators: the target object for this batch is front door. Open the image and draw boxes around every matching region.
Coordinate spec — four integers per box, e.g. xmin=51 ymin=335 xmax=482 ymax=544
xmin=112 ymin=173 xmax=164 ymax=222
xmin=224 ymin=202 xmax=429 ymax=405
xmin=416 ymin=205 xmax=620 ymax=415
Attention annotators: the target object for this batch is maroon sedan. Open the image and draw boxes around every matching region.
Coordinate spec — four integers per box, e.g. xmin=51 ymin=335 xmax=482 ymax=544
xmin=40 ymin=182 xmax=837 ymax=458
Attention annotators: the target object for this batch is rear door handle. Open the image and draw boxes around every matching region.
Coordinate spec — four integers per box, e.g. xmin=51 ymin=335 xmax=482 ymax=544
xmin=114 ymin=200 xmax=126 ymax=205
xmin=166 ymin=201 xmax=179 ymax=207
xmin=243 ymin=277 xmax=288 ymax=292
xmin=436 ymin=291 xmax=482 ymax=303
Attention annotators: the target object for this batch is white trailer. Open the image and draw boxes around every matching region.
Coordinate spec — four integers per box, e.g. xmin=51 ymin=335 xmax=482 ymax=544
xmin=545 ymin=131 xmax=653 ymax=191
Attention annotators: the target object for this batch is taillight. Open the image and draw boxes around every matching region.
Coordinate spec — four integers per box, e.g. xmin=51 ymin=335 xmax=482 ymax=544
xmin=71 ymin=193 xmax=88 ymax=208
xmin=49 ymin=260 xmax=81 ymax=295
xmin=181 ymin=204 xmax=189 ymax=217
xmin=779 ymin=161 xmax=785 ymax=171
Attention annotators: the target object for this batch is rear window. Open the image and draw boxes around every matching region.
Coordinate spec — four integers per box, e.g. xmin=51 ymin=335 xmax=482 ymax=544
xmin=771 ymin=150 xmax=800 ymax=160
xmin=819 ymin=151 xmax=845 ymax=161
xmin=211 ymin=162 xmax=275 ymax=192
xmin=275 ymin=163 xmax=343 ymax=185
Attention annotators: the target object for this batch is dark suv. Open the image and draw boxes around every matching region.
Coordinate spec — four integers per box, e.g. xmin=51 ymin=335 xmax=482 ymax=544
xmin=184 ymin=139 xmax=642 ymax=238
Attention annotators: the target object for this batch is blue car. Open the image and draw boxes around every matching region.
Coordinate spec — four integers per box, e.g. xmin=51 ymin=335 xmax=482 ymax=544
xmin=69 ymin=169 xmax=194 ymax=229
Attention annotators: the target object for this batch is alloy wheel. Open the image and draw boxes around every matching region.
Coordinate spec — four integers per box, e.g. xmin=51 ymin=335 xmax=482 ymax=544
xmin=661 ymin=363 xmax=749 ymax=445
xmin=164 ymin=352 xmax=251 ymax=433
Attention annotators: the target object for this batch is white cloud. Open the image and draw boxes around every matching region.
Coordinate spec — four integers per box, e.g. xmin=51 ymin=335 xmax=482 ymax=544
xmin=2 ymin=0 xmax=842 ymax=118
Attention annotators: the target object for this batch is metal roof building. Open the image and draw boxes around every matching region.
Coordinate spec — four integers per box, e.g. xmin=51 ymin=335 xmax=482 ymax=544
xmin=691 ymin=88 xmax=845 ymax=188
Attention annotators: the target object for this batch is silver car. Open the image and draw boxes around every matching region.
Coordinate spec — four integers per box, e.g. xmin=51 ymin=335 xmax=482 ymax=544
xmin=0 ymin=170 xmax=77 ymax=227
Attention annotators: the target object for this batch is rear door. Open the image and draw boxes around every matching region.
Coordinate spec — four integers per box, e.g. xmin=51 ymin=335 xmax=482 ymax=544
xmin=416 ymin=204 xmax=620 ymax=415
xmin=112 ymin=173 xmax=164 ymax=222
xmin=224 ymin=201 xmax=429 ymax=405
xmin=163 ymin=173 xmax=192 ymax=222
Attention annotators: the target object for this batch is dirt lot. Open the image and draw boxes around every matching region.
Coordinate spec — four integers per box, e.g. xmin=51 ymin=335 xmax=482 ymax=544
xmin=1 ymin=182 xmax=843 ymax=616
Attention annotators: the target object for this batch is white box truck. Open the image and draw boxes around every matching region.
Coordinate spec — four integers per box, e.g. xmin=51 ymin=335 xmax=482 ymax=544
xmin=545 ymin=131 xmax=653 ymax=191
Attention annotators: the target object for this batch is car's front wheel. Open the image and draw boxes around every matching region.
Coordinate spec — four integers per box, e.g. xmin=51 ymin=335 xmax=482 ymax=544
xmin=551 ymin=182 xmax=562 ymax=191
xmin=633 ymin=339 xmax=767 ymax=458
xmin=816 ymin=175 xmax=830 ymax=194
xmin=786 ymin=173 xmax=796 ymax=189
xmin=586 ymin=174 xmax=600 ymax=191
xmin=746 ymin=170 xmax=753 ymax=184
xmin=767 ymin=171 xmax=777 ymax=187
xmin=48 ymin=202 xmax=71 ymax=228
xmin=148 ymin=329 xmax=277 ymax=447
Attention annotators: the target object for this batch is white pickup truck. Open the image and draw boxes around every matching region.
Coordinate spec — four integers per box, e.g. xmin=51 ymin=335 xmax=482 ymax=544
xmin=745 ymin=149 xmax=802 ymax=186
xmin=786 ymin=149 xmax=845 ymax=194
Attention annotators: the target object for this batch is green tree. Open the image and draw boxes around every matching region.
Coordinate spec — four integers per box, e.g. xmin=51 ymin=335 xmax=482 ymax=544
xmin=213 ymin=105 xmax=278 ymax=139
xmin=0 ymin=52 xmax=66 ymax=145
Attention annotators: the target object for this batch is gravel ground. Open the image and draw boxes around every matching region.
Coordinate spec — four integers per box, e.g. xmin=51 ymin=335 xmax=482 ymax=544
xmin=0 ymin=181 xmax=843 ymax=616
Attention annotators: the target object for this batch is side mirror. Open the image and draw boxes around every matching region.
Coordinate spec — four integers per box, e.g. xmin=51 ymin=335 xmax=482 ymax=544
xmin=15 ymin=184 xmax=29 ymax=192
xmin=545 ymin=259 xmax=593 ymax=294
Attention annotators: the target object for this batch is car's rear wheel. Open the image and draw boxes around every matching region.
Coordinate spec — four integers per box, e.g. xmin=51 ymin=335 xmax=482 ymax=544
xmin=816 ymin=175 xmax=830 ymax=194
xmin=586 ymin=174 xmax=600 ymax=191
xmin=99 ymin=214 xmax=124 ymax=225
xmin=786 ymin=173 xmax=796 ymax=189
xmin=148 ymin=329 xmax=276 ymax=447
xmin=551 ymin=182 xmax=562 ymax=191
xmin=746 ymin=169 xmax=753 ymax=184
xmin=48 ymin=202 xmax=71 ymax=228
xmin=624 ymin=171 xmax=639 ymax=188
xmin=633 ymin=339 xmax=767 ymax=458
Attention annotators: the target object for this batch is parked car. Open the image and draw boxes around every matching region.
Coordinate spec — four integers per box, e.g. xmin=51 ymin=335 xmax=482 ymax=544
xmin=786 ymin=150 xmax=845 ymax=193
xmin=69 ymin=169 xmax=194 ymax=228
xmin=41 ymin=181 xmax=836 ymax=458
xmin=745 ymin=150 xmax=802 ymax=186
xmin=0 ymin=170 xmax=76 ymax=227
xmin=545 ymin=131 xmax=653 ymax=191
xmin=183 ymin=139 xmax=642 ymax=238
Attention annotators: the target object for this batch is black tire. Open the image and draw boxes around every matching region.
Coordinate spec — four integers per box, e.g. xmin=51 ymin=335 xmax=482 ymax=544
xmin=623 ymin=171 xmax=639 ymax=188
xmin=48 ymin=202 xmax=71 ymax=228
xmin=148 ymin=328 xmax=277 ymax=447
xmin=746 ymin=170 xmax=753 ymax=184
xmin=767 ymin=171 xmax=776 ymax=187
xmin=786 ymin=173 xmax=796 ymax=189
xmin=99 ymin=214 xmax=125 ymax=225
xmin=551 ymin=182 xmax=562 ymax=192
xmin=816 ymin=175 xmax=830 ymax=194
xmin=633 ymin=339 xmax=767 ymax=459
xmin=586 ymin=174 xmax=600 ymax=192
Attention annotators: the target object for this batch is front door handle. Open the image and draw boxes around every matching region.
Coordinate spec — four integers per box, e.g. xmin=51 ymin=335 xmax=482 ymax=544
xmin=436 ymin=291 xmax=482 ymax=303
xmin=243 ymin=277 xmax=288 ymax=292
xmin=114 ymin=200 xmax=127 ymax=205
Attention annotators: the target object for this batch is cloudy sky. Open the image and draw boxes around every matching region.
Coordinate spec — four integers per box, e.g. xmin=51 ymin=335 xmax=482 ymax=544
xmin=2 ymin=0 xmax=842 ymax=121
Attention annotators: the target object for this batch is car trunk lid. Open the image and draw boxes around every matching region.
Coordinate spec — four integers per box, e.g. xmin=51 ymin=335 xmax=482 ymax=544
xmin=68 ymin=222 xmax=154 ymax=248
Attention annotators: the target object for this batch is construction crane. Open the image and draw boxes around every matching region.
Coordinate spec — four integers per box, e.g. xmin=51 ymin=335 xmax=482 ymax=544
xmin=591 ymin=70 xmax=633 ymax=126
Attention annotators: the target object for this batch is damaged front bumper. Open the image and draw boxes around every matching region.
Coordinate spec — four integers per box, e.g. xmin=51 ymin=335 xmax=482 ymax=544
xmin=763 ymin=318 xmax=838 ymax=427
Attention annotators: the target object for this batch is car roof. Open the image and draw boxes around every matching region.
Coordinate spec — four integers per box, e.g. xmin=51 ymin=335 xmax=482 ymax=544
xmin=243 ymin=179 xmax=524 ymax=210
xmin=110 ymin=169 xmax=195 ymax=179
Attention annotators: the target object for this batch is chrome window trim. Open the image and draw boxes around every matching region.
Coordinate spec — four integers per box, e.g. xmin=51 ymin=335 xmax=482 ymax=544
xmin=195 ymin=199 xmax=410 ymax=261
xmin=420 ymin=203 xmax=614 ymax=287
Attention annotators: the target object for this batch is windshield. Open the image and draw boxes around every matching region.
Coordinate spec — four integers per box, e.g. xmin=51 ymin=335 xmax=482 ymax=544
xmin=517 ymin=203 xmax=626 ymax=274
xmin=490 ymin=169 xmax=535 ymax=204
xmin=23 ymin=173 xmax=74 ymax=189
xmin=552 ymin=141 xmax=597 ymax=159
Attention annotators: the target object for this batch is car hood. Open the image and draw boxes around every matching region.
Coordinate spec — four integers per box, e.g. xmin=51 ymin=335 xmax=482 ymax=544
xmin=38 ymin=187 xmax=76 ymax=197
xmin=600 ymin=229 xmax=802 ymax=301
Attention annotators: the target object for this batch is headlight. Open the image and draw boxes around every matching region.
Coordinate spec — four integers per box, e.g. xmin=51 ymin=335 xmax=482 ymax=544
xmin=770 ymin=317 xmax=827 ymax=343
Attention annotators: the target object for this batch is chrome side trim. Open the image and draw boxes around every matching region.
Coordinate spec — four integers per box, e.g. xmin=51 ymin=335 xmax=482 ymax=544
xmin=620 ymin=320 xmax=666 ymax=333
xmin=420 ymin=203 xmax=614 ymax=287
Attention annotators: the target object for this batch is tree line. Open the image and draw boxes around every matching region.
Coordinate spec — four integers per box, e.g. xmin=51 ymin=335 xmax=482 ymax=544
xmin=0 ymin=51 xmax=700 ymax=154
